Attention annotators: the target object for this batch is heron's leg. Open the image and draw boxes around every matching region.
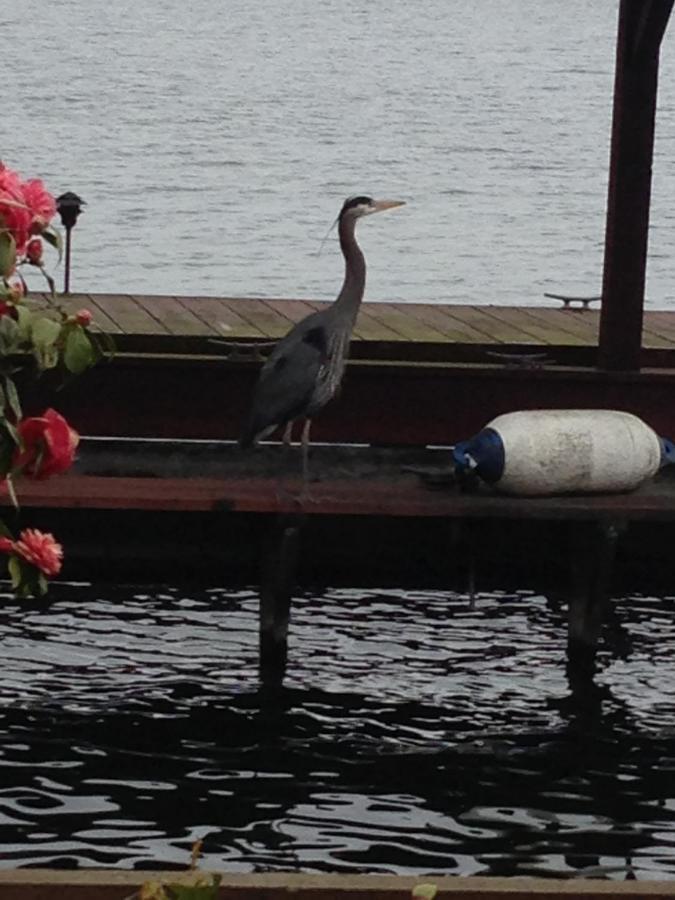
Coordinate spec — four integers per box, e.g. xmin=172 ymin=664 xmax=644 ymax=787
xmin=301 ymin=418 xmax=312 ymax=484
xmin=282 ymin=421 xmax=293 ymax=447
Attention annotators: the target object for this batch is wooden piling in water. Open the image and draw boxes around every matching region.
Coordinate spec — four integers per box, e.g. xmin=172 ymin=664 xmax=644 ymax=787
xmin=566 ymin=521 xmax=623 ymax=681
xmin=259 ymin=514 xmax=303 ymax=685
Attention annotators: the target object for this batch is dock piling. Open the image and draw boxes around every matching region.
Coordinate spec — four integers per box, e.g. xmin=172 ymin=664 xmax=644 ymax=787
xmin=259 ymin=515 xmax=302 ymax=686
xmin=566 ymin=520 xmax=623 ymax=681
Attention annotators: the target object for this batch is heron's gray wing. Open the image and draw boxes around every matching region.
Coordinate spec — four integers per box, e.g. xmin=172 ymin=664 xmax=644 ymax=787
xmin=241 ymin=322 xmax=327 ymax=444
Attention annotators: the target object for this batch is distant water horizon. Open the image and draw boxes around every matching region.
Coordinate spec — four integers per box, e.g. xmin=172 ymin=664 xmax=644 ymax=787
xmin=5 ymin=1 xmax=675 ymax=307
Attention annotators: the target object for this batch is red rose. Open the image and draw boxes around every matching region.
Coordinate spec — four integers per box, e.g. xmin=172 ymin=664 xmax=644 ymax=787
xmin=14 ymin=408 xmax=79 ymax=479
xmin=26 ymin=238 xmax=43 ymax=265
xmin=13 ymin=528 xmax=63 ymax=576
xmin=75 ymin=308 xmax=92 ymax=327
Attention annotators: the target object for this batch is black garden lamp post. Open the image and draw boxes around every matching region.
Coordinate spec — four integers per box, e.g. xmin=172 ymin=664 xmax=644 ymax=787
xmin=56 ymin=191 xmax=85 ymax=294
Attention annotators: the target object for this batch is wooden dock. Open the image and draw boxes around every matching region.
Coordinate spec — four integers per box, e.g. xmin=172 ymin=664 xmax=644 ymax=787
xmin=13 ymin=292 xmax=675 ymax=682
xmin=25 ymin=293 xmax=675 ymax=446
xmin=49 ymin=292 xmax=675 ymax=365
xmin=2 ymin=869 xmax=675 ymax=900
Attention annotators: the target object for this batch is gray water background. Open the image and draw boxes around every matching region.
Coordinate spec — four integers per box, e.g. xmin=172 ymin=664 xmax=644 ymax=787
xmin=5 ymin=1 xmax=675 ymax=305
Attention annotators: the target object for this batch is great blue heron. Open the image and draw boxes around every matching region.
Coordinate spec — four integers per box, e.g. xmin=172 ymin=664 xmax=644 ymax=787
xmin=239 ymin=195 xmax=405 ymax=478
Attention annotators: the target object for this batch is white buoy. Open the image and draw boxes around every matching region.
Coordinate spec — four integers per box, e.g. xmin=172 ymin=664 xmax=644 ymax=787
xmin=453 ymin=409 xmax=675 ymax=496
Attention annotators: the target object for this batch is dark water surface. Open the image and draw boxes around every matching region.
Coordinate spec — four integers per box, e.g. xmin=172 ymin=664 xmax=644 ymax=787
xmin=1 ymin=585 xmax=675 ymax=878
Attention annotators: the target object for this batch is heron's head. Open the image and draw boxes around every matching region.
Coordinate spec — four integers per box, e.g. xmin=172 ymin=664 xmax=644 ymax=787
xmin=339 ymin=195 xmax=406 ymax=222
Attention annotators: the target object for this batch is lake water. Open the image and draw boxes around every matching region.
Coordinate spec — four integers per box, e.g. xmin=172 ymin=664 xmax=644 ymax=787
xmin=5 ymin=1 xmax=675 ymax=306
xmin=1 ymin=584 xmax=675 ymax=877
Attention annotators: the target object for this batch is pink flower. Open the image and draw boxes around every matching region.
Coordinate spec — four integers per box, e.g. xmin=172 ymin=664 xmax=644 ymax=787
xmin=25 ymin=237 xmax=43 ymax=265
xmin=0 ymin=165 xmax=56 ymax=253
xmin=75 ymin=308 xmax=92 ymax=327
xmin=13 ymin=528 xmax=63 ymax=576
xmin=22 ymin=179 xmax=56 ymax=233
xmin=0 ymin=537 xmax=13 ymax=554
xmin=0 ymin=163 xmax=31 ymax=254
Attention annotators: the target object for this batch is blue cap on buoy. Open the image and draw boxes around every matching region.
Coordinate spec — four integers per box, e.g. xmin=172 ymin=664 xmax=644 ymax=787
xmin=659 ymin=437 xmax=675 ymax=467
xmin=452 ymin=427 xmax=505 ymax=484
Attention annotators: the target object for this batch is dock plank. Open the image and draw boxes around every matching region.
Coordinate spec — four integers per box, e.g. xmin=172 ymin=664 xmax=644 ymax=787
xmin=4 ymin=869 xmax=675 ymax=900
xmin=641 ymin=311 xmax=675 ymax=347
xmin=37 ymin=293 xmax=125 ymax=334
xmin=45 ymin=293 xmax=675 ymax=368
xmin=444 ymin=306 xmax=541 ymax=344
xmin=224 ymin=298 xmax=298 ymax=339
xmin=521 ymin=306 xmax=600 ymax=342
xmin=363 ymin=302 xmax=452 ymax=342
xmin=300 ymin=301 xmax=405 ymax=342
xmin=480 ymin=307 xmax=590 ymax=346
xmin=183 ymin=296 xmax=266 ymax=338
xmin=9 ymin=467 xmax=675 ymax=521
xmin=90 ymin=294 xmax=169 ymax=335
xmin=401 ymin=303 xmax=496 ymax=343
xmin=526 ymin=306 xmax=675 ymax=350
xmin=258 ymin=296 xmax=399 ymax=342
xmin=263 ymin=297 xmax=318 ymax=323
xmin=131 ymin=295 xmax=215 ymax=336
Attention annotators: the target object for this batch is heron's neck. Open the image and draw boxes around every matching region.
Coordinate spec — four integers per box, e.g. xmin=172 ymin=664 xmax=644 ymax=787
xmin=334 ymin=215 xmax=366 ymax=323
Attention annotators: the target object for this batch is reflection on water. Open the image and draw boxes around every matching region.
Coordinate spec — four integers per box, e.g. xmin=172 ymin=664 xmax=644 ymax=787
xmin=0 ymin=585 xmax=674 ymax=878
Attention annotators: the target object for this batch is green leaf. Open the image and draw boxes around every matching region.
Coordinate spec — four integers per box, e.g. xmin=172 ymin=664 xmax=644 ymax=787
xmin=2 ymin=418 xmax=21 ymax=446
xmin=0 ymin=233 xmax=17 ymax=279
xmin=0 ymin=314 xmax=19 ymax=353
xmin=42 ymin=226 xmax=64 ymax=263
xmin=0 ymin=519 xmax=13 ymax=539
xmin=15 ymin=305 xmax=32 ymax=342
xmin=3 ymin=376 xmax=21 ymax=421
xmin=40 ymin=267 xmax=56 ymax=298
xmin=32 ymin=316 xmax=62 ymax=369
xmin=64 ymin=325 xmax=96 ymax=374
xmin=412 ymin=885 xmax=439 ymax=900
xmin=32 ymin=316 xmax=61 ymax=348
xmin=8 ymin=555 xmax=22 ymax=589
xmin=5 ymin=474 xmax=18 ymax=511
xmin=166 ymin=875 xmax=222 ymax=900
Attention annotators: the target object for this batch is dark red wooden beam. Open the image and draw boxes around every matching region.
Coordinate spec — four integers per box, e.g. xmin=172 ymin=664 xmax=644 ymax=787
xmin=5 ymin=470 xmax=675 ymax=521
xmin=21 ymin=355 xmax=675 ymax=446
xmin=598 ymin=0 xmax=674 ymax=371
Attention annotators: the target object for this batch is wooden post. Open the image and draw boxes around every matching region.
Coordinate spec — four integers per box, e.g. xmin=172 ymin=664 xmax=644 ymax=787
xmin=598 ymin=0 xmax=674 ymax=371
xmin=566 ymin=521 xmax=622 ymax=683
xmin=259 ymin=515 xmax=302 ymax=687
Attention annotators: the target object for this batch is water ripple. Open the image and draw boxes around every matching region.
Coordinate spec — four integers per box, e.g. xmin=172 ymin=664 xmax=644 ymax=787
xmin=0 ymin=585 xmax=673 ymax=876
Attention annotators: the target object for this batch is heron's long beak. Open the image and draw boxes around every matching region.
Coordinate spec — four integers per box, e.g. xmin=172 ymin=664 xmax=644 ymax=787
xmin=371 ymin=199 xmax=406 ymax=213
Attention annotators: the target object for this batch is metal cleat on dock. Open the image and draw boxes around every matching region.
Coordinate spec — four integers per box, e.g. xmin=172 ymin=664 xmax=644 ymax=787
xmin=485 ymin=350 xmax=553 ymax=369
xmin=208 ymin=338 xmax=277 ymax=361
xmin=544 ymin=292 xmax=601 ymax=311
